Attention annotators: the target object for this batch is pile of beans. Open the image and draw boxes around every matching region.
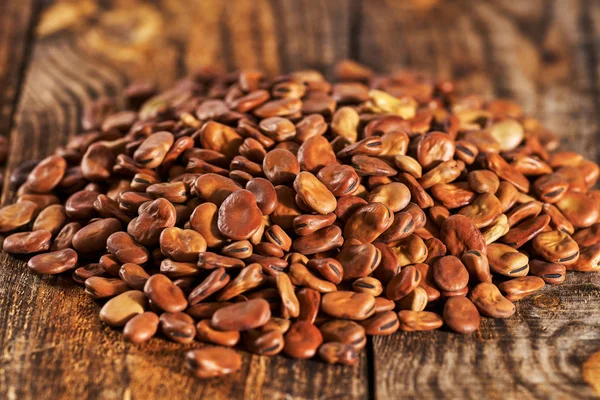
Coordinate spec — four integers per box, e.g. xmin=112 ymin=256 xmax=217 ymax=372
xmin=4 ymin=60 xmax=600 ymax=378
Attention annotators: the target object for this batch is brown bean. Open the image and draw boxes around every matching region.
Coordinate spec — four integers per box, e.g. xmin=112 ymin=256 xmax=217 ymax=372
xmin=352 ymin=155 xmax=397 ymax=177
xmin=334 ymin=195 xmax=367 ymax=222
xmin=85 ymin=277 xmax=129 ymax=299
xmin=360 ymin=310 xmax=399 ymax=335
xmin=397 ymin=310 xmax=443 ymax=332
xmin=146 ymin=182 xmax=188 ymax=204
xmin=529 ymin=260 xmax=566 ymax=284
xmin=443 ymin=296 xmax=480 ymax=334
xmin=317 ymin=164 xmax=360 ymax=196
xmin=190 ymin=202 xmax=227 ymax=247
xmin=532 ymin=230 xmax=579 ymax=265
xmin=133 ymin=131 xmax=174 ymax=168
xmin=118 ymin=191 xmax=152 ymax=214
xmin=81 ymin=143 xmax=115 ymax=182
xmin=468 ymin=170 xmax=500 ymax=194
xmin=211 ymin=298 xmax=271 ymax=331
xmin=254 ymin=98 xmax=302 ymax=119
xmin=432 ymin=256 xmax=469 ymax=292
xmin=533 ymin=173 xmax=569 ymax=203
xmin=556 ymin=191 xmax=600 ymax=228
xmin=368 ymin=183 xmax=411 ymax=213
xmin=344 ymin=202 xmax=394 ymax=244
xmin=28 ymin=248 xmax=78 ymax=274
xmin=457 ymin=193 xmax=502 ymax=229
xmin=119 ymin=263 xmax=150 ymax=290
xmin=321 ymin=291 xmax=376 ymax=320
xmin=261 ymin=226 xmax=290 ymax=254
xmin=424 ymin=236 xmax=447 ymax=265
xmin=487 ymin=243 xmax=530 ymax=277
xmin=276 ymin=272 xmax=300 ymax=318
xmin=385 ymin=265 xmax=421 ymax=300
xmin=271 ymin=185 xmax=302 ymax=230
xmin=221 ymin=240 xmax=253 ymax=259
xmin=99 ymin=254 xmax=121 ymax=277
xmin=128 ymin=198 xmax=177 ymax=246
xmin=0 ymin=201 xmax=37 ymax=232
xmin=243 ymin=329 xmax=285 ymax=356
xmin=395 ymin=287 xmax=428 ymax=312
xmin=319 ymin=319 xmax=366 ymax=350
xmin=392 ymin=234 xmax=429 ymax=266
xmin=10 ymin=159 xmax=39 ymax=189
xmin=144 ymin=274 xmax=188 ymax=313
xmin=93 ymin=194 xmax=132 ymax=224
xmin=501 ymin=214 xmax=551 ymax=249
xmin=32 ymin=204 xmax=65 ymax=236
xmin=26 ymin=155 xmax=66 ymax=193
xmin=99 ymin=290 xmax=146 ymax=327
xmin=506 ymin=201 xmax=542 ymax=227
xmin=568 ymin=243 xmax=600 ymax=272
xmin=337 ymin=136 xmax=383 ymax=158
xmin=470 ymin=282 xmax=516 ymax=318
xmin=461 ymin=250 xmax=492 ymax=283
xmin=161 ymin=259 xmax=199 ymax=278
xmin=430 ymin=182 xmax=476 ymax=209
xmin=106 ymin=231 xmax=149 ymax=264
xmin=293 ymin=225 xmax=344 ymax=255
xmin=188 ymin=267 xmax=230 ymax=305
xmin=497 ymin=276 xmax=545 ymax=301
xmin=303 ymin=258 xmax=343 ymax=285
xmin=3 ymin=230 xmax=52 ymax=254
xmin=543 ymin=203 xmax=574 ymax=235
xmin=440 ymin=215 xmax=487 ymax=257
xmin=283 ymin=321 xmax=323 ymax=359
xmin=72 ymin=218 xmax=122 ymax=253
xmin=337 ymin=243 xmax=381 ymax=280
xmin=485 ymin=153 xmax=530 ymax=192
xmin=318 ymin=342 xmax=358 ymax=365
xmin=262 ymin=149 xmax=300 ymax=185
xmin=297 ymin=288 xmax=321 ymax=324
xmin=159 ymin=227 xmax=207 ymax=261
xmin=394 ymin=155 xmax=422 ymax=178
xmin=259 ymin=116 xmax=296 ymax=141
xmin=297 ymin=135 xmax=337 ymax=173
xmin=195 ymin=319 xmax=240 ymax=347
xmin=414 ymin=263 xmax=440 ymax=302
xmin=218 ymin=190 xmax=263 ymax=240
xmin=216 ymin=263 xmax=264 ymax=301
xmin=293 ymin=171 xmax=337 ymax=214
xmin=417 ymin=131 xmax=455 ymax=169
xmin=123 ymin=311 xmax=160 ymax=343
xmin=185 ymin=347 xmax=242 ymax=379
xmin=193 ymin=173 xmax=242 ymax=206
xmin=160 ymin=312 xmax=196 ymax=344
xmin=246 ymin=177 xmax=277 ymax=215
xmin=230 ymin=155 xmax=263 ymax=176
xmin=65 ymin=190 xmax=100 ymax=220
xmin=289 ymin=263 xmax=337 ymax=293
xmin=352 ymin=277 xmax=383 ymax=297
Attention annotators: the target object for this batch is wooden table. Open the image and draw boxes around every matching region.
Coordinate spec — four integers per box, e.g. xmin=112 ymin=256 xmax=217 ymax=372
xmin=1 ymin=0 xmax=600 ymax=398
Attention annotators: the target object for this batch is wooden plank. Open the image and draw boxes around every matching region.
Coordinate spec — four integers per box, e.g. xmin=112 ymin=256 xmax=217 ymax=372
xmin=0 ymin=0 xmax=37 ymax=194
xmin=358 ymin=0 xmax=600 ymax=398
xmin=0 ymin=1 xmax=367 ymax=400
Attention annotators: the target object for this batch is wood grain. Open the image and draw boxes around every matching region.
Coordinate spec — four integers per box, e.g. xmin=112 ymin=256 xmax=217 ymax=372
xmin=0 ymin=1 xmax=367 ymax=399
xmin=358 ymin=0 xmax=600 ymax=398
xmin=0 ymin=0 xmax=37 ymax=199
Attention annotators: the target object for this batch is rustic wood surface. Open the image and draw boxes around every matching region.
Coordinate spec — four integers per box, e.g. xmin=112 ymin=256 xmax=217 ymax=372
xmin=1 ymin=0 xmax=600 ymax=399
